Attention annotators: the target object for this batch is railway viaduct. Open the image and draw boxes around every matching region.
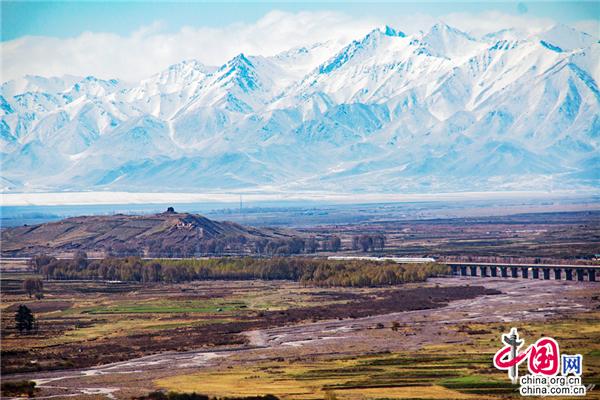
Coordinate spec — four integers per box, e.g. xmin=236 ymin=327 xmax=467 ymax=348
xmin=328 ymin=257 xmax=599 ymax=283
xmin=445 ymin=262 xmax=599 ymax=282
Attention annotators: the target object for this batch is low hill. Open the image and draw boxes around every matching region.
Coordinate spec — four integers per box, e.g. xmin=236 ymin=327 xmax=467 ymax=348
xmin=0 ymin=208 xmax=298 ymax=257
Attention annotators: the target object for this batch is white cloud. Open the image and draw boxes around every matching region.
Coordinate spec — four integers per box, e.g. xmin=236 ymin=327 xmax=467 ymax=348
xmin=381 ymin=11 xmax=556 ymax=38
xmin=1 ymin=10 xmax=378 ymax=82
xmin=435 ymin=11 xmax=556 ymax=36
xmin=0 ymin=9 xmax=594 ymax=83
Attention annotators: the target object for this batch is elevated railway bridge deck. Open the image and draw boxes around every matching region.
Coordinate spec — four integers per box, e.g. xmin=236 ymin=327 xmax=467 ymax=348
xmin=445 ymin=262 xmax=599 ymax=282
xmin=327 ymin=256 xmax=599 ymax=282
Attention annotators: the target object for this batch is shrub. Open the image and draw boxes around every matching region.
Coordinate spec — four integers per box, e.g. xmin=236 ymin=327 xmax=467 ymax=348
xmin=1 ymin=380 xmax=36 ymax=397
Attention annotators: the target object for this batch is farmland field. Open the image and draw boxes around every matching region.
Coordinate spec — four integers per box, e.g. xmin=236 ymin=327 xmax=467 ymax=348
xmin=1 ymin=264 xmax=598 ymax=399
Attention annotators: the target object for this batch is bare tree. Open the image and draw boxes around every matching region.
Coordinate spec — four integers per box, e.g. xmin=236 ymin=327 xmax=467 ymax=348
xmin=22 ymin=278 xmax=43 ymax=298
xmin=329 ymin=236 xmax=342 ymax=252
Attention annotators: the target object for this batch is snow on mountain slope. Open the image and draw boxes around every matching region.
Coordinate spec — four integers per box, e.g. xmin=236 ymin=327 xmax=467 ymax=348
xmin=118 ymin=60 xmax=214 ymax=119
xmin=536 ymin=24 xmax=598 ymax=52
xmin=1 ymin=22 xmax=598 ymax=194
xmin=481 ymin=28 xmax=524 ymax=43
xmin=268 ymin=40 xmax=348 ymax=86
xmin=1 ymin=75 xmax=82 ymax=99
xmin=272 ymin=25 xmax=457 ymax=120
xmin=417 ymin=22 xmax=486 ymax=59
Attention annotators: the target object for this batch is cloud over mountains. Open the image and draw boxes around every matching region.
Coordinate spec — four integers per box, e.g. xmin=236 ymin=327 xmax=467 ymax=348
xmin=3 ymin=10 xmax=596 ymax=82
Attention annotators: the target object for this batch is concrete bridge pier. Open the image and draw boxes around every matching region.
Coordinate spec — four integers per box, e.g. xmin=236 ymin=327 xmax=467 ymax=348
xmin=565 ymin=269 xmax=573 ymax=281
xmin=543 ymin=269 xmax=551 ymax=280
xmin=445 ymin=262 xmax=598 ymax=282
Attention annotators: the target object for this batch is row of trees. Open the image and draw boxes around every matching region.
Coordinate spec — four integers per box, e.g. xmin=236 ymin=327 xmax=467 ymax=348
xmin=30 ymin=254 xmax=447 ymax=287
xmin=351 ymin=235 xmax=386 ymax=252
xmin=138 ymin=392 xmax=278 ymax=400
xmin=104 ymin=235 xmax=345 ymax=257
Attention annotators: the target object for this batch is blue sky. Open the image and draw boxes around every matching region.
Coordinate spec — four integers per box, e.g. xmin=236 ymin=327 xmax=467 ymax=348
xmin=2 ymin=1 xmax=598 ymax=41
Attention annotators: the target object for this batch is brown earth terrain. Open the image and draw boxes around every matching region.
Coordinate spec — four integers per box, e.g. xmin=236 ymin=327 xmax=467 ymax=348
xmin=302 ymin=210 xmax=600 ymax=262
xmin=2 ymin=210 xmax=598 ymax=263
xmin=0 ymin=210 xmax=295 ymax=256
xmin=1 ymin=276 xmax=598 ymax=399
xmin=1 ymin=276 xmax=494 ymax=375
xmin=1 ymin=209 xmax=599 ymax=399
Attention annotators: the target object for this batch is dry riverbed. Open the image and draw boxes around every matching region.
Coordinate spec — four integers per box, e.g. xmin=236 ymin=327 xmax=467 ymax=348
xmin=2 ymin=277 xmax=598 ymax=399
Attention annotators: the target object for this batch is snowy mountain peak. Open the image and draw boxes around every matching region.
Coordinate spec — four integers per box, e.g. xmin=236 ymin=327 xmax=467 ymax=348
xmin=420 ymin=22 xmax=482 ymax=58
xmin=171 ymin=59 xmax=205 ymax=68
xmin=536 ymin=24 xmax=597 ymax=52
xmin=164 ymin=59 xmax=211 ymax=75
xmin=317 ymin=26 xmax=407 ymax=75
xmin=1 ymin=75 xmax=82 ymax=98
xmin=382 ymin=25 xmax=406 ymax=37
xmin=227 ymin=53 xmax=254 ymax=69
xmin=482 ymin=28 xmax=523 ymax=43
xmin=148 ymin=59 xmax=212 ymax=89
xmin=216 ymin=53 xmax=262 ymax=94
xmin=70 ymin=76 xmax=120 ymax=97
xmin=427 ymin=22 xmax=473 ymax=39
xmin=1 ymin=22 xmax=598 ymax=194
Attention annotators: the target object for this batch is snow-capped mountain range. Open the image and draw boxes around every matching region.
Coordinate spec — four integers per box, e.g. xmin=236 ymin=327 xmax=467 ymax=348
xmin=1 ymin=23 xmax=599 ymax=194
